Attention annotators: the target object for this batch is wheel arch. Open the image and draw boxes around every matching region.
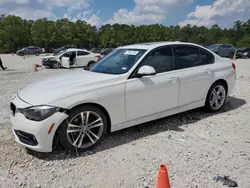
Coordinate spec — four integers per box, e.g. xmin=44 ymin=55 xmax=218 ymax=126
xmin=67 ymin=102 xmax=112 ymax=133
xmin=87 ymin=60 xmax=96 ymax=67
xmin=206 ymin=79 xmax=228 ymax=99
xmin=212 ymin=79 xmax=228 ymax=94
xmin=52 ymin=102 xmax=112 ymax=151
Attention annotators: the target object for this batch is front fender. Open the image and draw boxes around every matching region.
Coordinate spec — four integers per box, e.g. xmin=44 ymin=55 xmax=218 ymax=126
xmin=48 ymin=84 xmax=126 ymax=127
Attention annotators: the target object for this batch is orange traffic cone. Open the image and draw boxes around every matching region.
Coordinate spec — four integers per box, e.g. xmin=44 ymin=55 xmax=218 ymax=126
xmin=233 ymin=53 xmax=236 ymax=61
xmin=156 ymin=164 xmax=171 ymax=188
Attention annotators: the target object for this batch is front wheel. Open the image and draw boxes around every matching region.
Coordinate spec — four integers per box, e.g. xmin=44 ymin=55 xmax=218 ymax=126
xmin=205 ymin=82 xmax=227 ymax=112
xmin=53 ymin=62 xmax=61 ymax=69
xmin=58 ymin=105 xmax=108 ymax=152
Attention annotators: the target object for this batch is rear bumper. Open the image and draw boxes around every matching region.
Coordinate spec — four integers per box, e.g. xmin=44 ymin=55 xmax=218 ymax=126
xmin=227 ymin=71 xmax=236 ymax=96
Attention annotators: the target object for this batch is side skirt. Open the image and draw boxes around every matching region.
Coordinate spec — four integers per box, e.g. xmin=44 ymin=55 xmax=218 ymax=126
xmin=110 ymin=99 xmax=205 ymax=132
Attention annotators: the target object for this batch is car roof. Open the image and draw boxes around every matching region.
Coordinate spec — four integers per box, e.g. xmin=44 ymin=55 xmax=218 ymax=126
xmin=118 ymin=41 xmax=206 ymax=50
xmin=27 ymin=46 xmax=40 ymax=48
xmin=212 ymin=44 xmax=233 ymax=46
xmin=66 ymin=48 xmax=92 ymax=53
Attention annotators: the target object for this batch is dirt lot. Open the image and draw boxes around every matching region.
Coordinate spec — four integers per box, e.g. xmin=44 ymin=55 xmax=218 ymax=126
xmin=0 ymin=54 xmax=250 ymax=188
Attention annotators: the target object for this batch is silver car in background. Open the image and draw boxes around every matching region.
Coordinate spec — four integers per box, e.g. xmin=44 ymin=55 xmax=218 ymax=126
xmin=208 ymin=44 xmax=236 ymax=59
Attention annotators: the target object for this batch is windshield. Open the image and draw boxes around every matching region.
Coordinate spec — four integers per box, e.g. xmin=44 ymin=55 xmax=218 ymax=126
xmin=56 ymin=50 xmax=66 ymax=56
xmin=89 ymin=48 xmax=147 ymax=74
xmin=208 ymin=44 xmax=220 ymax=49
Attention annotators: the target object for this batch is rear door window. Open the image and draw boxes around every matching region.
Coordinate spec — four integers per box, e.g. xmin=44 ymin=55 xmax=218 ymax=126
xmin=200 ymin=48 xmax=214 ymax=65
xmin=77 ymin=51 xmax=90 ymax=56
xmin=174 ymin=45 xmax=202 ymax=69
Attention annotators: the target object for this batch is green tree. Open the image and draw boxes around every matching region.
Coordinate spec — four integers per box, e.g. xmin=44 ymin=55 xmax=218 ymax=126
xmin=237 ymin=34 xmax=250 ymax=47
xmin=1 ymin=15 xmax=250 ymax=53
xmin=0 ymin=15 xmax=31 ymax=53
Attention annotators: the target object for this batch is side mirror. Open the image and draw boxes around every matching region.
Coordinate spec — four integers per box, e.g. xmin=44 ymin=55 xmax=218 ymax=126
xmin=136 ymin=65 xmax=156 ymax=77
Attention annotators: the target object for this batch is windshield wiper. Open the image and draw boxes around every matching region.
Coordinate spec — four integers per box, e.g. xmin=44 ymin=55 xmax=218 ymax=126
xmin=89 ymin=69 xmax=118 ymax=75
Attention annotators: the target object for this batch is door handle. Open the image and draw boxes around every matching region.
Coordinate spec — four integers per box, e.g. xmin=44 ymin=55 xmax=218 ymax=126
xmin=168 ymin=77 xmax=179 ymax=83
xmin=205 ymin=69 xmax=213 ymax=74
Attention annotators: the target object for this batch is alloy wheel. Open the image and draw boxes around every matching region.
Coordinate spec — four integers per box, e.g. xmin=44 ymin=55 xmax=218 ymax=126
xmin=53 ymin=62 xmax=61 ymax=69
xmin=209 ymin=85 xmax=226 ymax=110
xmin=66 ymin=111 xmax=104 ymax=149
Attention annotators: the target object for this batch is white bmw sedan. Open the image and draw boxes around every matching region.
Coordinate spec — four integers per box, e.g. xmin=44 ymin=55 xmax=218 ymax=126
xmin=10 ymin=42 xmax=236 ymax=152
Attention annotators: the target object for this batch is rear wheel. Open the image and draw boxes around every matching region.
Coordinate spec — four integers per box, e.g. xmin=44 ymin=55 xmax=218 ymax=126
xmin=35 ymin=52 xmax=40 ymax=56
xmin=58 ymin=105 xmax=108 ymax=152
xmin=53 ymin=62 xmax=61 ymax=69
xmin=205 ymin=82 xmax=227 ymax=112
xmin=87 ymin=61 xmax=96 ymax=68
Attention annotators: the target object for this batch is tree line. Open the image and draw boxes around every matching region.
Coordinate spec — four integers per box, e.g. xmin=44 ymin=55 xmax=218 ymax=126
xmin=0 ymin=14 xmax=250 ymax=53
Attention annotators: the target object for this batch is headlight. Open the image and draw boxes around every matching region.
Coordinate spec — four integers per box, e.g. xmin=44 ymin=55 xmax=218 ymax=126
xmin=48 ymin=57 xmax=56 ymax=61
xmin=19 ymin=106 xmax=59 ymax=121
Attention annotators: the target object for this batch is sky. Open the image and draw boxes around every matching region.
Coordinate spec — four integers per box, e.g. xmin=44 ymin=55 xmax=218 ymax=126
xmin=0 ymin=0 xmax=250 ymax=28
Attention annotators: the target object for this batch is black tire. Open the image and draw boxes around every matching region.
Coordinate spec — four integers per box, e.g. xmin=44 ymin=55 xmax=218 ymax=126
xmin=88 ymin=61 xmax=96 ymax=67
xmin=35 ymin=52 xmax=40 ymax=56
xmin=205 ymin=82 xmax=227 ymax=112
xmin=19 ymin=52 xmax=24 ymax=56
xmin=58 ymin=105 xmax=108 ymax=152
xmin=53 ymin=62 xmax=61 ymax=69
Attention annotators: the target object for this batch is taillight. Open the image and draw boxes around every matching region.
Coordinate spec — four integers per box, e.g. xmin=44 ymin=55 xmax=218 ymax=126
xmin=96 ymin=55 xmax=102 ymax=60
xmin=232 ymin=62 xmax=236 ymax=70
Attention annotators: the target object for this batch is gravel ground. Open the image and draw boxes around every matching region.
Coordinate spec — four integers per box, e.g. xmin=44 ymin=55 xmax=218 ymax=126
xmin=0 ymin=54 xmax=250 ymax=188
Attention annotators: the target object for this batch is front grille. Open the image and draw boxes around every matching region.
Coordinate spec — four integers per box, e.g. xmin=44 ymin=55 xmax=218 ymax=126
xmin=14 ymin=130 xmax=38 ymax=146
xmin=10 ymin=102 xmax=16 ymax=116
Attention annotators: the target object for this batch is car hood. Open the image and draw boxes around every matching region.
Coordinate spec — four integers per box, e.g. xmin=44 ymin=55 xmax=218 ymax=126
xmin=41 ymin=55 xmax=60 ymax=62
xmin=18 ymin=70 xmax=119 ymax=105
xmin=41 ymin=55 xmax=56 ymax=59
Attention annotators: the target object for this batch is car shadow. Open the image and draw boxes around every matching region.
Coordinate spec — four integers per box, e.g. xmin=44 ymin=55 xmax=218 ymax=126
xmin=27 ymin=96 xmax=246 ymax=160
xmin=1 ymin=68 xmax=17 ymax=72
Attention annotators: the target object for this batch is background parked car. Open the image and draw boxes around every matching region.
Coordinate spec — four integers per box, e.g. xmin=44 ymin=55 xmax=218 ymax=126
xmin=207 ymin=44 xmax=236 ymax=58
xmin=101 ymin=48 xmax=114 ymax=57
xmin=41 ymin=48 xmax=101 ymax=69
xmin=90 ymin=48 xmax=103 ymax=54
xmin=16 ymin=46 xmax=43 ymax=56
xmin=53 ymin=45 xmax=77 ymax=55
xmin=236 ymin=48 xmax=250 ymax=59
